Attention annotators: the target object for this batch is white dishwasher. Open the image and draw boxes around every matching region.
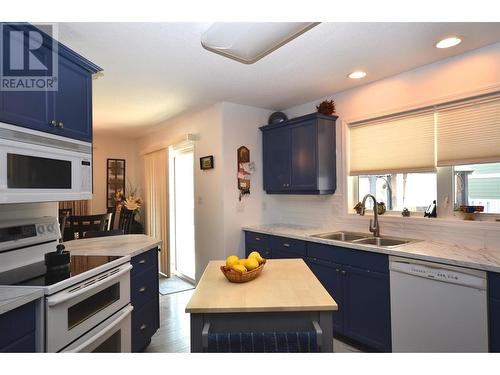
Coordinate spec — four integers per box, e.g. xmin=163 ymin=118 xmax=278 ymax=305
xmin=389 ymin=256 xmax=488 ymax=352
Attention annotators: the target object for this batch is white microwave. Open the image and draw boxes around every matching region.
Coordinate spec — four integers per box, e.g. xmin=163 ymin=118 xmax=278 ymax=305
xmin=0 ymin=122 xmax=92 ymax=204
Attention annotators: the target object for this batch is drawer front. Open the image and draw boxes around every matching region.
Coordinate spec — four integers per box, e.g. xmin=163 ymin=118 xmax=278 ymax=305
xmin=307 ymin=242 xmax=388 ymax=274
xmin=246 ymin=242 xmax=272 ymax=259
xmin=244 ymin=231 xmax=270 ymax=247
xmin=132 ymin=298 xmax=159 ymax=352
xmin=0 ymin=331 xmax=36 ymax=353
xmin=270 ymin=236 xmax=306 ymax=257
xmin=489 ymin=272 xmax=500 ymax=299
xmin=131 ymin=248 xmax=158 ymax=277
xmin=0 ymin=301 xmax=36 ymax=348
xmin=131 ymin=267 xmax=159 ymax=311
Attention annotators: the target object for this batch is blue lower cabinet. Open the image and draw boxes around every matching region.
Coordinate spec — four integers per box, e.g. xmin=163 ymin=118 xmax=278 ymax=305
xmin=489 ymin=298 xmax=500 ymax=352
xmin=488 ymin=272 xmax=500 ymax=352
xmin=272 ymin=248 xmax=299 ymax=259
xmin=130 ymin=247 xmax=159 ymax=352
xmin=306 ymin=258 xmax=344 ymax=334
xmin=343 ymin=266 xmax=391 ymax=352
xmin=0 ymin=301 xmax=36 ymax=352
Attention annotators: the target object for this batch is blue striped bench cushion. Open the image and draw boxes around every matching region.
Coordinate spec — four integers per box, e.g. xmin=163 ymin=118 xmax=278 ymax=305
xmin=207 ymin=331 xmax=318 ymax=353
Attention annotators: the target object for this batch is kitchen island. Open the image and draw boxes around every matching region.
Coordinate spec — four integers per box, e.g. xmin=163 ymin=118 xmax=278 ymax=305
xmin=186 ymin=259 xmax=337 ymax=352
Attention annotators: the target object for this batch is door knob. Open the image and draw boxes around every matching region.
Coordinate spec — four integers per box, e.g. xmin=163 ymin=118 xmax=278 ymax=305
xmin=49 ymin=120 xmax=57 ymax=127
xmin=57 ymin=121 xmax=64 ymax=129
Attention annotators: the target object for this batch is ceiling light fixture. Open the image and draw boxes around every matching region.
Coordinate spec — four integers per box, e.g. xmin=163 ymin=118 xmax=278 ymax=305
xmin=435 ymin=36 xmax=462 ymax=49
xmin=201 ymin=22 xmax=318 ymax=64
xmin=348 ymin=71 xmax=367 ymax=79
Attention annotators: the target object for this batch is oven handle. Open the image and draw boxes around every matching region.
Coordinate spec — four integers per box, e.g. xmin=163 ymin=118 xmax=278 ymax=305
xmin=47 ymin=264 xmax=132 ymax=307
xmin=64 ymin=304 xmax=134 ymax=353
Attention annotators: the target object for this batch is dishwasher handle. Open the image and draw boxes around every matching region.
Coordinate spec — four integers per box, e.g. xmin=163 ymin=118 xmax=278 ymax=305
xmin=390 ymin=259 xmax=486 ymax=290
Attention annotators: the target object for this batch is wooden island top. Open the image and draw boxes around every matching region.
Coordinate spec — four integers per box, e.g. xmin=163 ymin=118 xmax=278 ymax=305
xmin=185 ymin=259 xmax=338 ymax=314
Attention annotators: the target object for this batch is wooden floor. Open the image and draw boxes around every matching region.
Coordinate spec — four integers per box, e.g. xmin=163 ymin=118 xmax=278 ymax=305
xmin=144 ymin=289 xmax=361 ymax=353
xmin=144 ymin=289 xmax=193 ymax=353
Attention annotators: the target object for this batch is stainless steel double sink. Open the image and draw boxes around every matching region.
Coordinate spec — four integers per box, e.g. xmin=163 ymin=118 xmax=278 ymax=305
xmin=309 ymin=231 xmax=418 ymax=248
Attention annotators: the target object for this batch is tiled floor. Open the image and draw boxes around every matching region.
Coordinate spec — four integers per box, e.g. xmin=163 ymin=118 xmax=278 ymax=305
xmin=145 ymin=289 xmax=361 ymax=353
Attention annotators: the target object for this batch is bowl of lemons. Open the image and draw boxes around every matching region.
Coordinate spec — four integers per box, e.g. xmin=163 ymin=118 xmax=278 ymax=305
xmin=220 ymin=251 xmax=266 ymax=283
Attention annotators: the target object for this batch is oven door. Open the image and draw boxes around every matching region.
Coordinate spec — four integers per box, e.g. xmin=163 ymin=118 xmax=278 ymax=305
xmin=46 ymin=263 xmax=132 ymax=352
xmin=60 ymin=304 xmax=133 ymax=353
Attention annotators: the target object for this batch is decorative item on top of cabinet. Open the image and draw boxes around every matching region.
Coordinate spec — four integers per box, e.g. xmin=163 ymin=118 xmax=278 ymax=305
xmin=237 ymin=146 xmax=254 ymax=201
xmin=268 ymin=111 xmax=288 ymax=125
xmin=316 ymin=100 xmax=336 ymax=115
xmin=402 ymin=208 xmax=410 ymax=217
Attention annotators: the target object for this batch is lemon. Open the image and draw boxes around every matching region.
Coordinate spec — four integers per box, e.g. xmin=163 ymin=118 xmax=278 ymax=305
xmin=244 ymin=257 xmax=260 ymax=271
xmin=226 ymin=255 xmax=239 ymax=267
xmin=248 ymin=251 xmax=264 ymax=264
xmin=231 ymin=264 xmax=247 ymax=273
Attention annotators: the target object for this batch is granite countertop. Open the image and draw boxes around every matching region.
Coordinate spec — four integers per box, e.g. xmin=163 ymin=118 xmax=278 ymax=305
xmin=0 ymin=286 xmax=44 ymax=315
xmin=242 ymin=224 xmax=500 ymax=273
xmin=65 ymin=234 xmax=162 ymax=258
xmin=186 ymin=259 xmax=337 ymax=313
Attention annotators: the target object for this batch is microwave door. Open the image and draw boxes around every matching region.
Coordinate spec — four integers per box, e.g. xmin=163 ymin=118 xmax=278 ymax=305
xmin=7 ymin=153 xmax=72 ymax=189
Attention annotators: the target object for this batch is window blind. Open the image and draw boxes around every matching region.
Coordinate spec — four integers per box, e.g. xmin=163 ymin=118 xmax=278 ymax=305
xmin=436 ymin=96 xmax=500 ymax=166
xmin=348 ymin=111 xmax=435 ymax=176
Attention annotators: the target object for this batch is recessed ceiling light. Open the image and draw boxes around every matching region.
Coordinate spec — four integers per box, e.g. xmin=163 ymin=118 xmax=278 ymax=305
xmin=435 ymin=36 xmax=462 ymax=49
xmin=348 ymin=71 xmax=367 ymax=79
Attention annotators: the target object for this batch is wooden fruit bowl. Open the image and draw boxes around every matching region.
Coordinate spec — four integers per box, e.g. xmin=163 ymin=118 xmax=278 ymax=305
xmin=220 ymin=259 xmax=266 ymax=283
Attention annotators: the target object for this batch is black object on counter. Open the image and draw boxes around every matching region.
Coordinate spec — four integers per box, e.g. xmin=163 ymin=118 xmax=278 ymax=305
xmin=424 ymin=200 xmax=437 ymax=218
xmin=45 ymin=244 xmax=70 ymax=284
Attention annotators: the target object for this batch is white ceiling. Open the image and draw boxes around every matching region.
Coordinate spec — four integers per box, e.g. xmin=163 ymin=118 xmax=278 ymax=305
xmin=56 ymin=22 xmax=500 ymax=132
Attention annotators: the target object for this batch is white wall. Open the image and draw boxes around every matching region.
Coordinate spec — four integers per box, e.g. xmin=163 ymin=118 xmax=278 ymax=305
xmin=137 ymin=104 xmax=225 ymax=282
xmin=221 ymin=102 xmax=273 ymax=258
xmin=264 ymin=43 xmax=500 ymax=250
xmin=136 ymin=102 xmax=272 ymax=281
xmin=91 ymin=133 xmax=140 ymax=215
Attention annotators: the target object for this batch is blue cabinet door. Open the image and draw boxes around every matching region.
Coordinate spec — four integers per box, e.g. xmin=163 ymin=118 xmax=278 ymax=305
xmin=272 ymin=248 xmax=298 ymax=259
xmin=490 ymin=298 xmax=500 ymax=352
xmin=0 ymin=24 xmax=54 ymax=133
xmin=343 ymin=266 xmax=391 ymax=352
xmin=52 ymin=55 xmax=92 ymax=142
xmin=263 ymin=127 xmax=291 ymax=192
xmin=306 ymin=258 xmax=344 ymax=335
xmin=290 ymin=121 xmax=317 ymax=191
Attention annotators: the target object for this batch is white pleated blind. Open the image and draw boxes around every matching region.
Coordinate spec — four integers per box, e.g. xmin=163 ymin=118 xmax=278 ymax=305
xmin=349 ymin=111 xmax=435 ymax=175
xmin=436 ymin=97 xmax=500 ymax=166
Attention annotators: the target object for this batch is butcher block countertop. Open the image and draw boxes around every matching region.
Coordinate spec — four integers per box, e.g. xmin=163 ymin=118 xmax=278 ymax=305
xmin=65 ymin=234 xmax=162 ymax=257
xmin=185 ymin=259 xmax=338 ymax=314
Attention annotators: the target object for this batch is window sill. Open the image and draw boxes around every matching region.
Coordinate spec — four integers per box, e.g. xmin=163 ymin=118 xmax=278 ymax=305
xmin=345 ymin=212 xmax=500 ymax=230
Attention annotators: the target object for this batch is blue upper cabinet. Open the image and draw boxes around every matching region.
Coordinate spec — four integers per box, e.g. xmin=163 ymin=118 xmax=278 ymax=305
xmin=0 ymin=23 xmax=101 ymax=143
xmin=261 ymin=113 xmax=337 ymax=194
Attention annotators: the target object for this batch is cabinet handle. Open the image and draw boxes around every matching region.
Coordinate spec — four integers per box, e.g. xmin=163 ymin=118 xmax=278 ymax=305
xmin=139 ymin=259 xmax=146 ymax=264
xmin=283 ymin=243 xmax=290 ymax=248
xmin=139 ymin=286 xmax=146 ymax=293
xmin=335 ymin=268 xmax=340 ymax=273
xmin=57 ymin=121 xmax=64 ymax=129
xmin=140 ymin=324 xmax=147 ymax=331
xmin=341 ymin=270 xmax=346 ymax=275
xmin=49 ymin=120 xmax=57 ymax=127
xmin=255 ymin=237 xmax=260 ymax=241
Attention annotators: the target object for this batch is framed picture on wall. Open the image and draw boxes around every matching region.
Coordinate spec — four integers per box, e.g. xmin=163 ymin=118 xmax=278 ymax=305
xmin=200 ymin=155 xmax=214 ymax=170
xmin=107 ymin=158 xmax=126 ymax=209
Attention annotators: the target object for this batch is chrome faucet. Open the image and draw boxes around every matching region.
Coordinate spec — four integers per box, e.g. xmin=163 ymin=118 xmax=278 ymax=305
xmin=359 ymin=194 xmax=380 ymax=237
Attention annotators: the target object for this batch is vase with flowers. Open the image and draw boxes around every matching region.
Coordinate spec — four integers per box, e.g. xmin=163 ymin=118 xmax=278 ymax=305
xmin=113 ymin=182 xmax=144 ymax=233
